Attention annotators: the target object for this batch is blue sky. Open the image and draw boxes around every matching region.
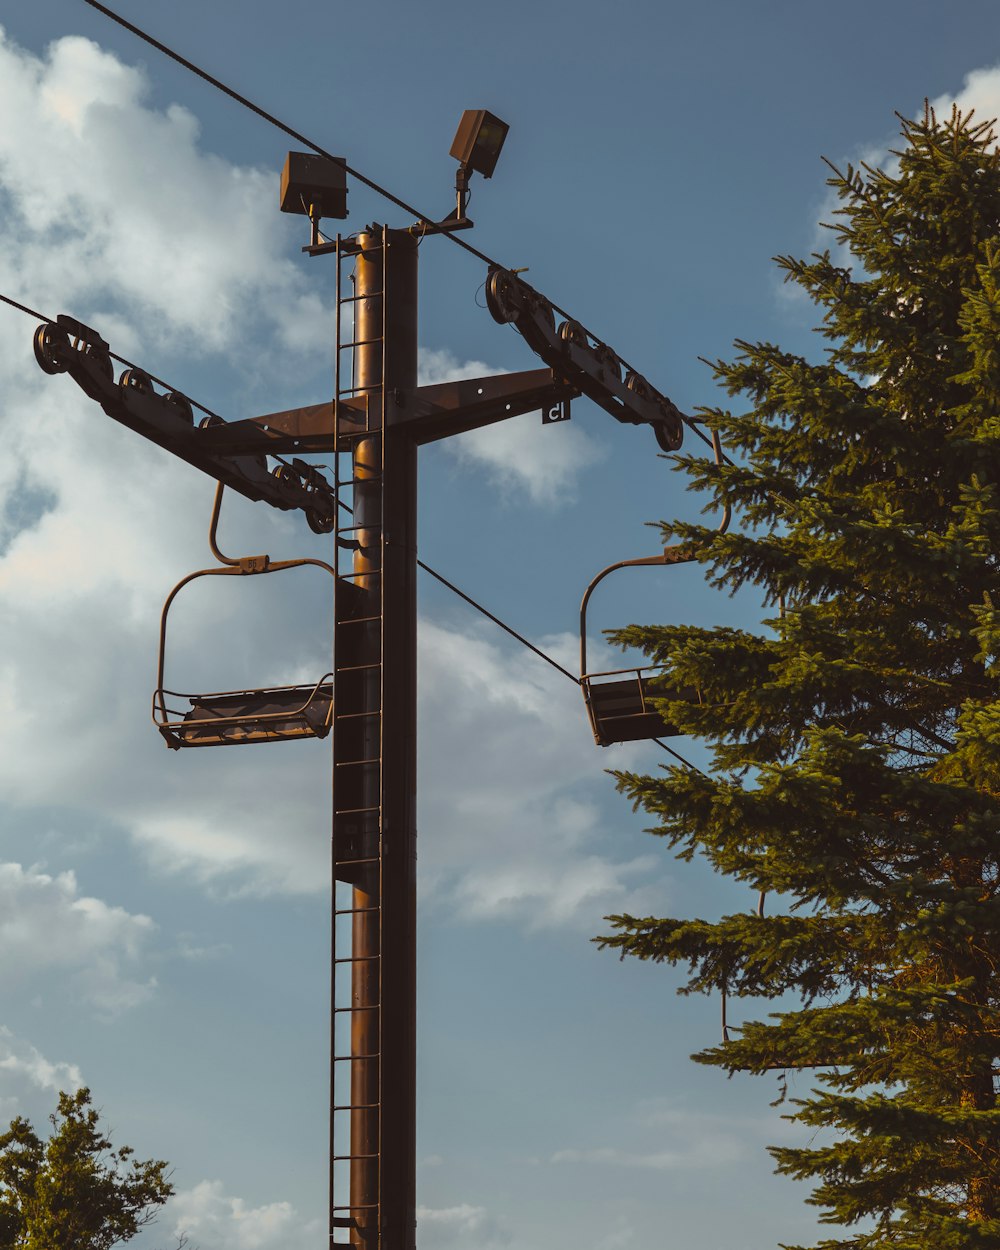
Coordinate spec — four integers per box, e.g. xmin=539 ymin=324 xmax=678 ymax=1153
xmin=3 ymin=2 xmax=1000 ymax=1247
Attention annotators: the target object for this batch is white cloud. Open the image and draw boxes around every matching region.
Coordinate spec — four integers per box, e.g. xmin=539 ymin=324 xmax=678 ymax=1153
xmin=930 ymin=65 xmax=1000 ymax=131
xmin=169 ymin=1180 xmax=320 ymax=1250
xmin=605 ymin=1216 xmax=636 ymax=1250
xmin=0 ymin=27 xmax=333 ymax=359
xmin=800 ymin=63 xmax=1000 ymax=274
xmin=551 ymin=1142 xmax=744 ymax=1171
xmin=0 ymin=29 xmax=662 ymax=926
xmin=416 ymin=1203 xmax=511 ymax=1249
xmin=0 ymin=863 xmax=155 ymax=1012
xmin=419 ymin=348 xmax=603 ymax=505
xmin=418 ymin=620 xmax=671 ymax=929
xmin=552 ymin=1099 xmax=753 ymax=1172
xmin=0 ymin=1025 xmax=82 ymax=1103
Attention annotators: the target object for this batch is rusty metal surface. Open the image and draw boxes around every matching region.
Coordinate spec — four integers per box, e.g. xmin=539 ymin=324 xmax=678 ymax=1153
xmin=329 ymin=228 xmax=419 ymax=1250
xmin=156 ymin=681 xmax=334 ymax=749
xmin=35 ymin=319 xmax=339 ymax=529
xmin=390 ymin=367 xmax=576 ymax=444
xmin=224 ymin=367 xmax=575 ymax=454
xmin=577 ymin=427 xmax=731 ymax=744
xmin=196 ymin=397 xmax=368 ymax=454
xmin=485 ymin=266 xmax=686 ymax=452
xmin=279 ymin=151 xmax=348 ymax=219
xmin=582 ymin=670 xmax=696 ymax=747
xmin=152 ymin=487 xmax=337 ymax=750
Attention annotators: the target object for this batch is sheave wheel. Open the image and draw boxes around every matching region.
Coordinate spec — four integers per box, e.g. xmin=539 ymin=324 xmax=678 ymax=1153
xmin=33 ymin=322 xmax=70 ymax=375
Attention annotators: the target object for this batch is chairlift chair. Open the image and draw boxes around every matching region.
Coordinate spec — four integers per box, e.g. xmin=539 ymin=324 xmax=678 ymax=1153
xmin=153 ymin=484 xmax=338 ymax=749
xmin=580 ymin=428 xmax=730 ymax=747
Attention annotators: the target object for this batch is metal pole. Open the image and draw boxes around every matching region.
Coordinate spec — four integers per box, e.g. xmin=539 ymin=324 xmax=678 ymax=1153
xmin=350 ymin=226 xmax=418 ymax=1250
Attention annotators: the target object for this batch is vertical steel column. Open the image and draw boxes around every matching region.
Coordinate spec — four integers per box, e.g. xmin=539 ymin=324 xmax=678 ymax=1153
xmin=350 ymin=226 xmax=418 ymax=1250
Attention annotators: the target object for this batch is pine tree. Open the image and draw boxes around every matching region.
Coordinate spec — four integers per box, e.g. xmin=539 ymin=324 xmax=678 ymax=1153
xmin=0 ymin=1087 xmax=174 ymax=1248
xmin=598 ymin=106 xmax=1000 ymax=1248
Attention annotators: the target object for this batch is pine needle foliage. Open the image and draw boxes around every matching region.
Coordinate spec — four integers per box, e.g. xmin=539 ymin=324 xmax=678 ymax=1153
xmin=0 ymin=1088 xmax=174 ymax=1249
xmin=597 ymin=106 xmax=1000 ymax=1247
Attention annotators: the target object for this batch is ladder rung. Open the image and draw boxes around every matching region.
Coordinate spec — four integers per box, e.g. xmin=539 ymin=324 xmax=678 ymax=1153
xmin=333 ymin=1003 xmax=379 ymax=1012
xmin=334 ymin=711 xmax=382 ymax=722
xmin=333 ymin=1154 xmax=379 ymax=1161
xmin=333 ymin=1203 xmax=379 ymax=1211
xmin=334 ymin=954 xmax=380 ymax=964
xmin=334 ymin=905 xmax=380 ymax=915
xmin=339 ymin=337 xmax=383 ymax=349
xmin=332 ymin=1105 xmax=380 ymax=1112
xmin=336 ymin=662 xmax=381 ymax=673
xmin=334 ymin=758 xmax=381 ymax=768
xmin=333 ymin=805 xmax=381 ymax=815
xmin=339 ymin=290 xmax=384 ymax=303
xmin=331 ymin=1217 xmax=356 ymax=1228
xmin=333 ymin=1053 xmax=380 ymax=1061
xmin=335 ymin=614 xmax=382 ymax=625
xmin=333 ymin=855 xmax=381 ymax=867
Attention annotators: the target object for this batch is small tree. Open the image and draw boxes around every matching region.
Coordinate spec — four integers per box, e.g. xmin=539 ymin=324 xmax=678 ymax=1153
xmin=599 ymin=106 xmax=1000 ymax=1247
xmin=0 ymin=1087 xmax=173 ymax=1248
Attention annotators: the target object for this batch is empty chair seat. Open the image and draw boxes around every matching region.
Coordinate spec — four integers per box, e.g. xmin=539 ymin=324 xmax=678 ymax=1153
xmin=582 ymin=669 xmax=695 ymax=747
xmin=156 ymin=681 xmax=333 ymax=749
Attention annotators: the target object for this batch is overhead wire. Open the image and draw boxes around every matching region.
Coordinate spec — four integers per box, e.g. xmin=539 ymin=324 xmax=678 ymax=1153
xmin=2 ymin=291 xmax=326 ymax=510
xmin=3 ymin=286 xmax=707 ymax=774
xmin=77 ymin=0 xmax=716 ymax=452
xmin=416 ymin=557 xmax=579 ymax=685
xmin=4 ymin=291 xmax=228 ymax=423
xmin=39 ymin=7 xmax=716 ymax=769
xmin=79 ymin=0 xmax=498 ymax=269
xmin=414 ymin=562 xmax=706 ymax=772
xmin=0 ymin=292 xmax=48 ymax=322
xmin=4 ymin=292 xmax=364 ymax=513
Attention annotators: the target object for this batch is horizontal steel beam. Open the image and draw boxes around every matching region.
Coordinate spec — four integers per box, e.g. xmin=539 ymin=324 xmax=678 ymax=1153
xmin=222 ymin=367 xmax=577 ymax=451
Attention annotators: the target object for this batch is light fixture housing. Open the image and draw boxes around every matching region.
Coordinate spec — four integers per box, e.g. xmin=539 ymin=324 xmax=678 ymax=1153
xmin=279 ymin=151 xmax=348 ymax=220
xmin=449 ymin=110 xmax=509 ymax=179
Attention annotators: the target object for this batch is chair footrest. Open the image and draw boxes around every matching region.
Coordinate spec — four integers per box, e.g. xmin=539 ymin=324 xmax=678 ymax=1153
xmin=156 ymin=681 xmax=333 ymax=748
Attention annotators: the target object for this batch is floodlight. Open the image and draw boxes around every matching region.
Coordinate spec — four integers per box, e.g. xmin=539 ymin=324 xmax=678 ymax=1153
xmin=449 ymin=109 xmax=509 ymax=179
xmin=444 ymin=110 xmax=509 ymax=227
xmin=279 ymin=151 xmax=348 ymax=221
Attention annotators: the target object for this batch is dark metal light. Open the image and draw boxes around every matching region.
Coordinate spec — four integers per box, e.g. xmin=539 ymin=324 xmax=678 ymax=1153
xmin=279 ymin=151 xmax=348 ymax=220
xmin=449 ymin=109 xmax=509 ymax=179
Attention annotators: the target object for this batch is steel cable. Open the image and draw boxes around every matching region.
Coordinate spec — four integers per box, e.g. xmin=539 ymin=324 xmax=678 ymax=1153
xmin=416 ymin=557 xmax=579 ymax=685
xmin=77 ymin=0 xmax=716 ymax=453
xmin=415 ymin=560 xmax=706 ymax=773
xmin=0 ymin=290 xmax=345 ymax=498
xmin=4 ymin=289 xmax=706 ymax=772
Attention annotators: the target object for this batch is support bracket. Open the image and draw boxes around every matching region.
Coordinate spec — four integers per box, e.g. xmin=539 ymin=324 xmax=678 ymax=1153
xmin=484 ymin=267 xmax=685 ymax=452
xmin=33 ymin=318 xmax=338 ymax=532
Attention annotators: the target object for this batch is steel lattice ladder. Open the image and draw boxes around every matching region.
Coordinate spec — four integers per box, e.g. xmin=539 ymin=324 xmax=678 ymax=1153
xmin=330 ymin=230 xmax=388 ymax=1248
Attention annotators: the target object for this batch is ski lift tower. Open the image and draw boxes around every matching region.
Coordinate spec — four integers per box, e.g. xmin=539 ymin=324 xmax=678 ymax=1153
xmin=33 ymin=110 xmax=688 ymax=1250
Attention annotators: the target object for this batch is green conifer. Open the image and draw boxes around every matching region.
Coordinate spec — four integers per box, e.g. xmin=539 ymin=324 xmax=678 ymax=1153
xmin=599 ymin=106 xmax=1000 ymax=1246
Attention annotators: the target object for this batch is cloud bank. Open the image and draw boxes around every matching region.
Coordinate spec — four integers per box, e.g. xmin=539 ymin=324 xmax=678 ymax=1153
xmin=0 ymin=863 xmax=155 ymax=1013
xmin=169 ymin=1180 xmax=321 ymax=1250
xmin=0 ymin=26 xmax=658 ymax=933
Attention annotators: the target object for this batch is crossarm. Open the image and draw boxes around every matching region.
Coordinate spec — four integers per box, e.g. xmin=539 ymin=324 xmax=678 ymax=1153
xmin=484 ymin=268 xmax=685 ymax=452
xmin=33 ymin=315 xmax=338 ymax=532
